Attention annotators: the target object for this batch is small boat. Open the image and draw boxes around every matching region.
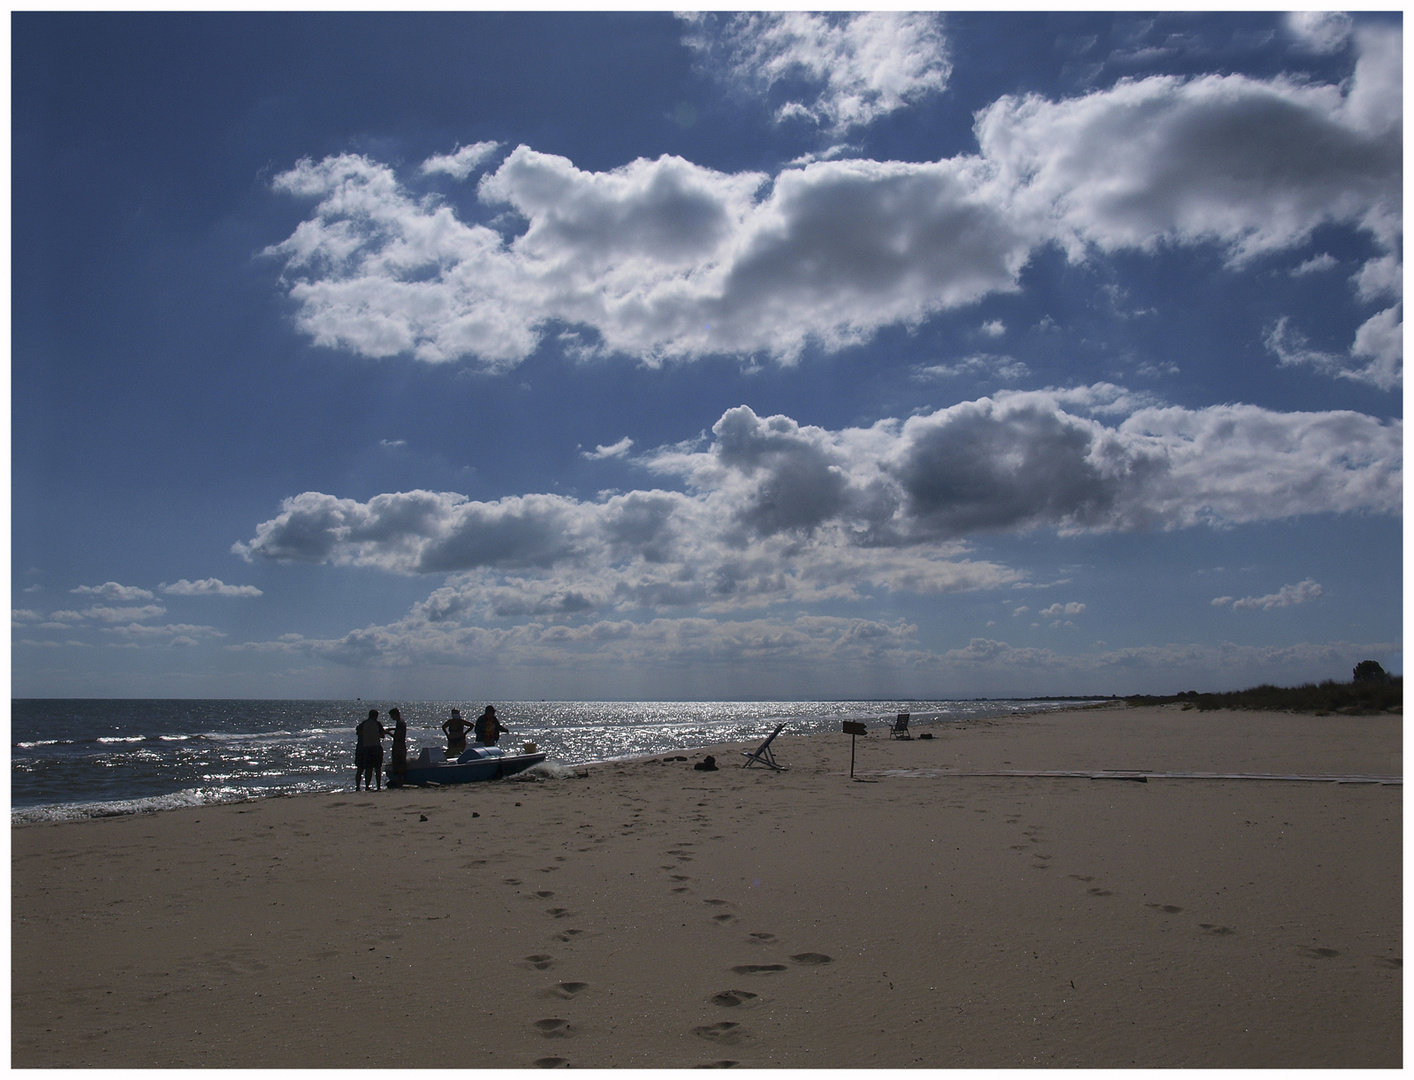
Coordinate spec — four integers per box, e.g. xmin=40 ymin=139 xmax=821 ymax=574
xmin=387 ymin=743 xmax=548 ymax=787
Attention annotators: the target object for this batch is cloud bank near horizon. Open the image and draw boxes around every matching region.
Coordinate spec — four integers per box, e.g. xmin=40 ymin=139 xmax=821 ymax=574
xmin=234 ymin=391 xmax=1399 ymax=636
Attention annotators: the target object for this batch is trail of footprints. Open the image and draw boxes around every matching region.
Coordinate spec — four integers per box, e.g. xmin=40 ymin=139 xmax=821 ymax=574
xmin=670 ymin=842 xmax=836 ymax=1065
xmin=508 ymin=842 xmax=835 ymax=1067
xmin=1002 ymin=811 xmax=1358 ymax=960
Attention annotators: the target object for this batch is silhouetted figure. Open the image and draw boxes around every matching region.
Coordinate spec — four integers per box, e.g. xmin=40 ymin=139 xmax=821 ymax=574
xmin=389 ymin=707 xmax=407 ymax=786
xmin=694 ymin=755 xmax=718 ymax=771
xmin=355 ymin=709 xmax=389 ymax=791
xmin=474 ymin=705 xmax=503 ymax=746
xmin=442 ymin=708 xmax=472 ymax=756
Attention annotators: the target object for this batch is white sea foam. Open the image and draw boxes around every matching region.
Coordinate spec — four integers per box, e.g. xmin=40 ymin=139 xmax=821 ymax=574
xmin=11 ymin=787 xmax=250 ymax=825
xmin=512 ymin=761 xmax=579 ymax=781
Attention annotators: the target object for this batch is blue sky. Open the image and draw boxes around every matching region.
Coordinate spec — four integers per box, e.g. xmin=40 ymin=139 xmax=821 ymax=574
xmin=11 ymin=11 xmax=1403 ymax=700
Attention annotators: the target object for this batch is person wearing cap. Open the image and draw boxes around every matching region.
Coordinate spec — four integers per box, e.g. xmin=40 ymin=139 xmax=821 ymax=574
xmin=441 ymin=708 xmax=472 ymax=756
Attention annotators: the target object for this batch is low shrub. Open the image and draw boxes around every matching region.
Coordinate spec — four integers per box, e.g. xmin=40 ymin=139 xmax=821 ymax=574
xmin=1126 ymin=676 xmax=1401 ymax=715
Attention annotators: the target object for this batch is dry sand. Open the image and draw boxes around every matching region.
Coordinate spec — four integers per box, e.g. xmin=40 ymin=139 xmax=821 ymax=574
xmin=11 ymin=703 xmax=1401 ymax=1068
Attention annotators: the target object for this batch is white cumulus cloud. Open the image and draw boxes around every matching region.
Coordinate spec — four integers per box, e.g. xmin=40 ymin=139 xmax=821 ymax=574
xmin=1265 ymin=309 xmax=1402 ymax=391
xmin=264 ymin=22 xmax=1401 ymax=392
xmin=420 ymin=140 xmax=501 ymax=180
xmin=1217 ymin=579 xmax=1325 ymax=611
xmin=583 ymin=437 xmax=634 ymax=461
xmin=974 ymin=29 xmax=1401 ymax=264
xmin=161 ymin=578 xmax=264 ymax=598
xmin=1286 ymin=11 xmax=1353 ymax=54
xmin=682 ymin=11 xmax=951 ymax=134
xmin=71 ymin=582 xmax=155 ymax=602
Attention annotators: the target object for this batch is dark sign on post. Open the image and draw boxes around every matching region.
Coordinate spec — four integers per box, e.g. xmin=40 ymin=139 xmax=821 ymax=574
xmin=842 ymin=720 xmax=868 ymax=778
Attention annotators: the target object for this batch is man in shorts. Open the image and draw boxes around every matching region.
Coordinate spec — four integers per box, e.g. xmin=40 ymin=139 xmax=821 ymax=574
xmin=355 ymin=709 xmax=389 ymax=791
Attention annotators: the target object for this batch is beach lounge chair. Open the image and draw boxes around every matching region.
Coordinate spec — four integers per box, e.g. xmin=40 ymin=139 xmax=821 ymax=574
xmin=886 ymin=713 xmax=911 ymax=739
xmin=741 ymin=723 xmax=787 ymax=770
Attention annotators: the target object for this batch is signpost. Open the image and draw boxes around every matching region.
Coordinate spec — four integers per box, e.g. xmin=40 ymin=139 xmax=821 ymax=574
xmin=842 ymin=720 xmax=868 ymax=778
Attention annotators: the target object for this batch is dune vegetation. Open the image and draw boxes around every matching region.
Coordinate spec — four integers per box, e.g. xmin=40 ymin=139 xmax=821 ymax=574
xmin=1126 ymin=663 xmax=1401 ymax=715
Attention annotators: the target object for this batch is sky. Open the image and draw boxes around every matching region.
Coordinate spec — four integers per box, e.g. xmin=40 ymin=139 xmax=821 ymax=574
xmin=10 ymin=10 xmax=1404 ymax=701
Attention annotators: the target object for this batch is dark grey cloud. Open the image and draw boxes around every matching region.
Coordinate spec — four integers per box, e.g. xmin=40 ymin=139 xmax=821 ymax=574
xmin=888 ymin=399 xmax=1144 ymax=537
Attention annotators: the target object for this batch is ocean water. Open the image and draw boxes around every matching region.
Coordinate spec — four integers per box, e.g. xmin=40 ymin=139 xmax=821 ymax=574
xmin=11 ymin=698 xmax=1088 ymax=824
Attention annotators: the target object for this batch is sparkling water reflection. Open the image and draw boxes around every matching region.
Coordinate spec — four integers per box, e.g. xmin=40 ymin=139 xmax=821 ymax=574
xmin=12 ymin=697 xmax=1095 ymax=823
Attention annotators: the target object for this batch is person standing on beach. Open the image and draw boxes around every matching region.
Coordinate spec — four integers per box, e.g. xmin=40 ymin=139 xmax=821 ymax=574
xmin=442 ymin=708 xmax=472 ymax=756
xmin=474 ymin=705 xmax=503 ymax=746
xmin=388 ymin=708 xmax=408 ymax=787
xmin=355 ymin=709 xmax=389 ymax=791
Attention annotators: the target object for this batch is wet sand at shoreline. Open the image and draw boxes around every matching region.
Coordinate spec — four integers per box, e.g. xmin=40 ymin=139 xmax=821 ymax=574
xmin=11 ymin=703 xmax=1401 ymax=1067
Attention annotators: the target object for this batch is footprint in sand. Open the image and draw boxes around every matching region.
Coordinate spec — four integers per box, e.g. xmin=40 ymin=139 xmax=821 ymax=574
xmin=521 ymin=954 xmax=557 ymax=970
xmin=692 ymin=1021 xmax=747 ymax=1046
xmin=731 ymin=964 xmax=788 ymax=975
xmin=1088 ymin=887 xmax=1113 ymax=897
xmin=1296 ymin=946 xmax=1340 ymax=959
xmin=534 ymin=1057 xmax=571 ymax=1068
xmin=546 ymin=908 xmax=572 ymax=919
xmin=1069 ymin=875 xmax=1094 ymax=883
xmin=749 ymin=932 xmax=776 ymax=943
xmin=536 ymin=890 xmax=555 ymax=899
xmin=543 ymin=981 xmax=589 ymax=1000
xmin=673 ymin=887 xmax=693 ymax=894
xmin=1146 ymin=903 xmax=1184 ymax=914
xmin=552 ymin=928 xmax=587 ymax=943
xmin=1199 ymin=924 xmax=1236 ymax=936
xmin=504 ymin=878 xmax=523 ymax=886
xmin=670 ymin=874 xmax=692 ymax=882
xmin=695 ymin=1061 xmax=739 ymax=1068
xmin=1373 ymin=956 xmax=1401 ymax=969
xmin=710 ymin=990 xmax=759 ymax=1008
xmin=534 ymin=1018 xmax=575 ymax=1038
xmin=789 ymin=953 xmax=833 ymax=966
xmin=704 ymin=899 xmax=736 ymax=923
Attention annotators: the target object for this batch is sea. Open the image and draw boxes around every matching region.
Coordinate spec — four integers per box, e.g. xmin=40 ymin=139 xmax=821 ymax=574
xmin=11 ymin=697 xmax=1091 ymax=825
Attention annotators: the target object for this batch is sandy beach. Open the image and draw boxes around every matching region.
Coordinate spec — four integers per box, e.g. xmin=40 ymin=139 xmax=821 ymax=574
xmin=11 ymin=703 xmax=1401 ymax=1068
